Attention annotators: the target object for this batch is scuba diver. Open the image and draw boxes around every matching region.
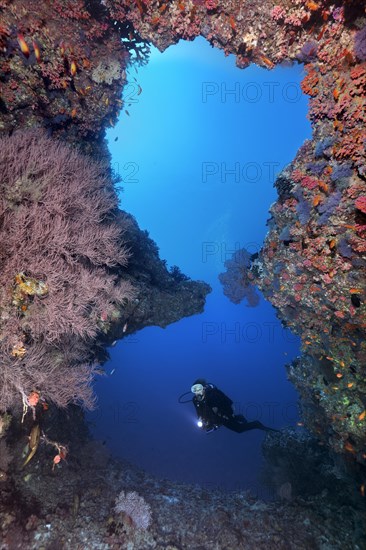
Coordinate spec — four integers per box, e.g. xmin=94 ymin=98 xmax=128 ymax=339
xmin=189 ymin=379 xmax=279 ymax=434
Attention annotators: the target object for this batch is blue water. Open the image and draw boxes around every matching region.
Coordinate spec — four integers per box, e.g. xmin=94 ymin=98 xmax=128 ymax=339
xmin=88 ymin=37 xmax=312 ymax=494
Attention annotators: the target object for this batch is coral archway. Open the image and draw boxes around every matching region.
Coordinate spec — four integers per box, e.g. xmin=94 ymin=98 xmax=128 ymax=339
xmin=0 ymin=0 xmax=365 ymax=462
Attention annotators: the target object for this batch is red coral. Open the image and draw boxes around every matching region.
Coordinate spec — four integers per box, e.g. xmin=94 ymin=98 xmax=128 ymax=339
xmin=355 ymin=196 xmax=366 ymax=213
xmin=301 ymin=175 xmax=319 ymax=190
xmin=301 ymin=66 xmax=319 ymax=96
xmin=350 ymin=64 xmax=366 ymax=89
xmin=271 ymin=5 xmax=285 ymax=21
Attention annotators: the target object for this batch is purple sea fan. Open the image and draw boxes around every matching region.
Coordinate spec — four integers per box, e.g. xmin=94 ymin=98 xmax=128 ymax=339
xmin=114 ymin=491 xmax=152 ymax=530
xmin=306 ymin=161 xmax=327 ymax=176
xmin=338 ymin=238 xmax=353 ymax=259
xmin=318 ymin=191 xmax=342 ymax=225
xmin=354 ymin=25 xmax=366 ymax=61
xmin=297 ymin=41 xmax=318 ymax=63
xmin=330 ymin=163 xmax=353 ymax=182
xmin=294 ymin=189 xmax=311 ymax=225
xmin=218 ymin=248 xmax=260 ymax=307
xmin=315 ymin=137 xmax=335 ymax=158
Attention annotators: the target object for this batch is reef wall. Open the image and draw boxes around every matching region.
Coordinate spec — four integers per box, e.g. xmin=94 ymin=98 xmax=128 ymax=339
xmin=0 ymin=0 xmax=365 ymax=463
xmin=99 ymin=0 xmax=366 ymax=464
xmin=0 ymin=0 xmax=210 ymax=413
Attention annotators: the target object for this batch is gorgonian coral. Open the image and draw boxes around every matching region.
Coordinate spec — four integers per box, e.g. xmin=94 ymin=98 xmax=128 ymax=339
xmin=354 ymin=25 xmax=366 ymax=61
xmin=219 ymin=248 xmax=259 ymax=307
xmin=0 ymin=129 xmax=135 ymax=411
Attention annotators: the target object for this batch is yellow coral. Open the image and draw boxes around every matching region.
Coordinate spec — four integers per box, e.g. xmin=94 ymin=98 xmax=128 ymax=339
xmin=12 ymin=272 xmax=48 ymax=306
xmin=11 ymin=343 xmax=26 ymax=358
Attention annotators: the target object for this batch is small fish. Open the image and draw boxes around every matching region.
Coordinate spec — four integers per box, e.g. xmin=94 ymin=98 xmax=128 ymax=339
xmin=259 ymin=55 xmax=274 ymax=69
xmin=70 ymin=60 xmax=77 ymax=76
xmin=229 ymin=15 xmax=236 ymax=30
xmin=137 ymin=84 xmax=142 ymax=96
xmin=22 ymin=424 xmax=40 ymax=468
xmin=317 ymin=24 xmax=327 ymax=40
xmin=135 ymin=0 xmax=146 ymax=16
xmin=110 ymin=368 xmax=116 ymax=376
xmin=114 ymin=137 xmax=118 ymax=142
xmin=111 ymin=340 xmax=117 ymax=347
xmin=306 ymin=1 xmax=319 ymax=11
xmin=105 ymin=97 xmax=109 ymax=106
xmin=125 ymin=110 xmax=130 ymax=116
xmin=17 ymin=34 xmax=30 ymax=58
xmin=333 ymin=88 xmax=340 ymax=101
xmin=32 ymin=41 xmax=41 ymax=63
xmin=344 ymin=441 xmax=355 ymax=453
xmin=358 ymin=410 xmax=366 ymax=421
xmin=123 ymin=322 xmax=128 ymax=333
xmin=361 ymin=484 xmax=365 ymax=497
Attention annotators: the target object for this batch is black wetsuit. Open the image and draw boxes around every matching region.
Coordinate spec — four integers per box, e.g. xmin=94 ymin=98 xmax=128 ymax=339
xmin=193 ymin=383 xmax=278 ymax=433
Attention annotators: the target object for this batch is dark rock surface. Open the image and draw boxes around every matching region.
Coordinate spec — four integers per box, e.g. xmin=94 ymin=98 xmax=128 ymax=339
xmin=104 ymin=212 xmax=211 ymax=343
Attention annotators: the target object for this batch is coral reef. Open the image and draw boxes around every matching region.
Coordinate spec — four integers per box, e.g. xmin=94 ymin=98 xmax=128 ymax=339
xmin=250 ymin=134 xmax=366 ymax=461
xmin=0 ymin=0 xmax=365 ymax=543
xmin=0 ymin=0 xmax=149 ymax=156
xmin=104 ymin=214 xmax=210 ymax=345
xmin=0 ymin=129 xmax=134 ymax=411
xmin=114 ymin=490 xmax=152 ymax=530
xmin=0 ymin=415 xmax=364 ymax=549
xmin=262 ymin=428 xmax=365 ymax=506
xmin=219 ymin=248 xmax=260 ymax=307
xmin=0 ymin=129 xmax=209 ymax=413
xmin=106 ymin=0 xmax=366 ymax=463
